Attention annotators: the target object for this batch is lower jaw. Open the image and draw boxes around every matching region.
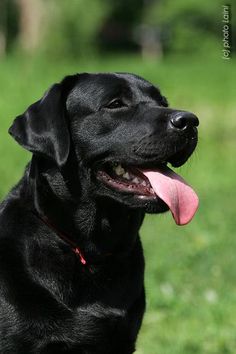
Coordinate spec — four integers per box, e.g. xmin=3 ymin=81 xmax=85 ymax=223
xmin=96 ymin=172 xmax=156 ymax=199
xmin=96 ymin=176 xmax=169 ymax=213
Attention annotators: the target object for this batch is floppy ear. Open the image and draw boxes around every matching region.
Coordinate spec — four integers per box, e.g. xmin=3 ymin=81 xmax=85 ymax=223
xmin=9 ymin=83 xmax=70 ymax=167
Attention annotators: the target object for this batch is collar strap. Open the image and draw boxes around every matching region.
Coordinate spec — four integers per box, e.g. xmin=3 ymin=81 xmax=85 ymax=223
xmin=34 ymin=212 xmax=87 ymax=265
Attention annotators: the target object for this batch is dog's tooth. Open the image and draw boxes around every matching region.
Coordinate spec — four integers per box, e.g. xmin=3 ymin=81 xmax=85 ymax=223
xmin=115 ymin=165 xmax=125 ymax=176
xmin=141 ymin=180 xmax=147 ymax=187
xmin=123 ymin=172 xmax=130 ymax=180
xmin=133 ymin=177 xmax=139 ymax=184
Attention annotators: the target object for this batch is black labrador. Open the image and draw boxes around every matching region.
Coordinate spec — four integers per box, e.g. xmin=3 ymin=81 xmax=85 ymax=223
xmin=0 ymin=73 xmax=199 ymax=353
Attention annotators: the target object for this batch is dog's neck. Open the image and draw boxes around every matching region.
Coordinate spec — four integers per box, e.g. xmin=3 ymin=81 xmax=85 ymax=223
xmin=28 ymin=157 xmax=145 ymax=260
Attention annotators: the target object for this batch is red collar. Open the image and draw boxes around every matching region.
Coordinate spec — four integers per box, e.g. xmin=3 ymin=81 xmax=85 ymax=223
xmin=35 ymin=212 xmax=87 ymax=266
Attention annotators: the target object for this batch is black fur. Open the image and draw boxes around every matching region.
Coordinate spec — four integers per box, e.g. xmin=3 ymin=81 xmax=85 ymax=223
xmin=0 ymin=73 xmax=198 ymax=353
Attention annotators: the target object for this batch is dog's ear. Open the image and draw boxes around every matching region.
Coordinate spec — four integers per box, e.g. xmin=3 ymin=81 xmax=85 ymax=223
xmin=9 ymin=79 xmax=75 ymax=167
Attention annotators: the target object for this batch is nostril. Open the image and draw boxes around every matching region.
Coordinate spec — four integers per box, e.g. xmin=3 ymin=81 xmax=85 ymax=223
xmin=170 ymin=115 xmax=187 ymax=130
xmin=170 ymin=112 xmax=199 ymax=130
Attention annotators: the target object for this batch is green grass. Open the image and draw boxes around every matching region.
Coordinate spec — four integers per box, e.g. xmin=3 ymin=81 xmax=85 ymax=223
xmin=0 ymin=54 xmax=235 ymax=353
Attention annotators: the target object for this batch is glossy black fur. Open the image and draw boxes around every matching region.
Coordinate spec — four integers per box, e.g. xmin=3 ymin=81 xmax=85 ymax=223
xmin=0 ymin=73 xmax=198 ymax=353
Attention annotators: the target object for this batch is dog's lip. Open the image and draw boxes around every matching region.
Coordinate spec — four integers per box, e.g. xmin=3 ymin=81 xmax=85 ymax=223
xmin=94 ymin=158 xmax=168 ymax=171
xmin=168 ymin=151 xmax=194 ymax=168
xmin=169 ymin=159 xmax=187 ymax=168
xmin=168 ymin=137 xmax=198 ymax=168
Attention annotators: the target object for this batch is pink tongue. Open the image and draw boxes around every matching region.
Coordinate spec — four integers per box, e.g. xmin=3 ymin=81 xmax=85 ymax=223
xmin=141 ymin=166 xmax=199 ymax=225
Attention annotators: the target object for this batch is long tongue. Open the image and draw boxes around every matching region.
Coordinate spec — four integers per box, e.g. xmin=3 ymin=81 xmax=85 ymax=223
xmin=141 ymin=166 xmax=199 ymax=225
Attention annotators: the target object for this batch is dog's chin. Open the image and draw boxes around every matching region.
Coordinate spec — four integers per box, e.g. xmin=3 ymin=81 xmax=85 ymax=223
xmin=141 ymin=198 xmax=169 ymax=214
xmin=95 ymin=183 xmax=169 ymax=213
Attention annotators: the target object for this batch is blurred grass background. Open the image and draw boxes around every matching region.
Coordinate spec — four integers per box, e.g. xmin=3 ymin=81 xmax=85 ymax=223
xmin=0 ymin=0 xmax=235 ymax=353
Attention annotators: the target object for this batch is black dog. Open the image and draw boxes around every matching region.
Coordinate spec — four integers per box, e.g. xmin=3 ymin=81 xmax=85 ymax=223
xmin=0 ymin=73 xmax=199 ymax=353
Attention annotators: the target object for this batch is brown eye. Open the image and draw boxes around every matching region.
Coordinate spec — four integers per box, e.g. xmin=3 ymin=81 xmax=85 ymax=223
xmin=106 ymin=99 xmax=125 ymax=109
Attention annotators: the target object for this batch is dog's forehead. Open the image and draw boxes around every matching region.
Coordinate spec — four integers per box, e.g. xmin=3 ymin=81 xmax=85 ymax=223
xmin=66 ymin=72 xmax=162 ymax=111
xmin=78 ymin=72 xmax=155 ymax=91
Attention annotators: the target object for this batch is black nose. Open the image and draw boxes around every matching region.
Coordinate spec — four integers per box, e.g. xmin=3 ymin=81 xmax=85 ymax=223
xmin=170 ymin=111 xmax=199 ymax=130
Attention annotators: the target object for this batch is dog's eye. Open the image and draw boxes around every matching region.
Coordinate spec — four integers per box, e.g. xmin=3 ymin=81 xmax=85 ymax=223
xmin=106 ymin=99 xmax=126 ymax=109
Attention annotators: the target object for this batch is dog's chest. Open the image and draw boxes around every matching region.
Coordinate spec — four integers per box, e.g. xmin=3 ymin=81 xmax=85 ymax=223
xmin=38 ymin=261 xmax=145 ymax=352
xmin=38 ymin=297 xmax=144 ymax=353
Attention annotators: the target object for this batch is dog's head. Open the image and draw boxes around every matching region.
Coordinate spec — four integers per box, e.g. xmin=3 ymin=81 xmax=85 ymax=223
xmin=9 ymin=73 xmax=199 ymax=225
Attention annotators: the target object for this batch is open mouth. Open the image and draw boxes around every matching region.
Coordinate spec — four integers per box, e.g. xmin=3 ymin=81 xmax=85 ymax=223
xmin=97 ymin=163 xmax=157 ymax=199
xmin=97 ymin=161 xmax=199 ymax=226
